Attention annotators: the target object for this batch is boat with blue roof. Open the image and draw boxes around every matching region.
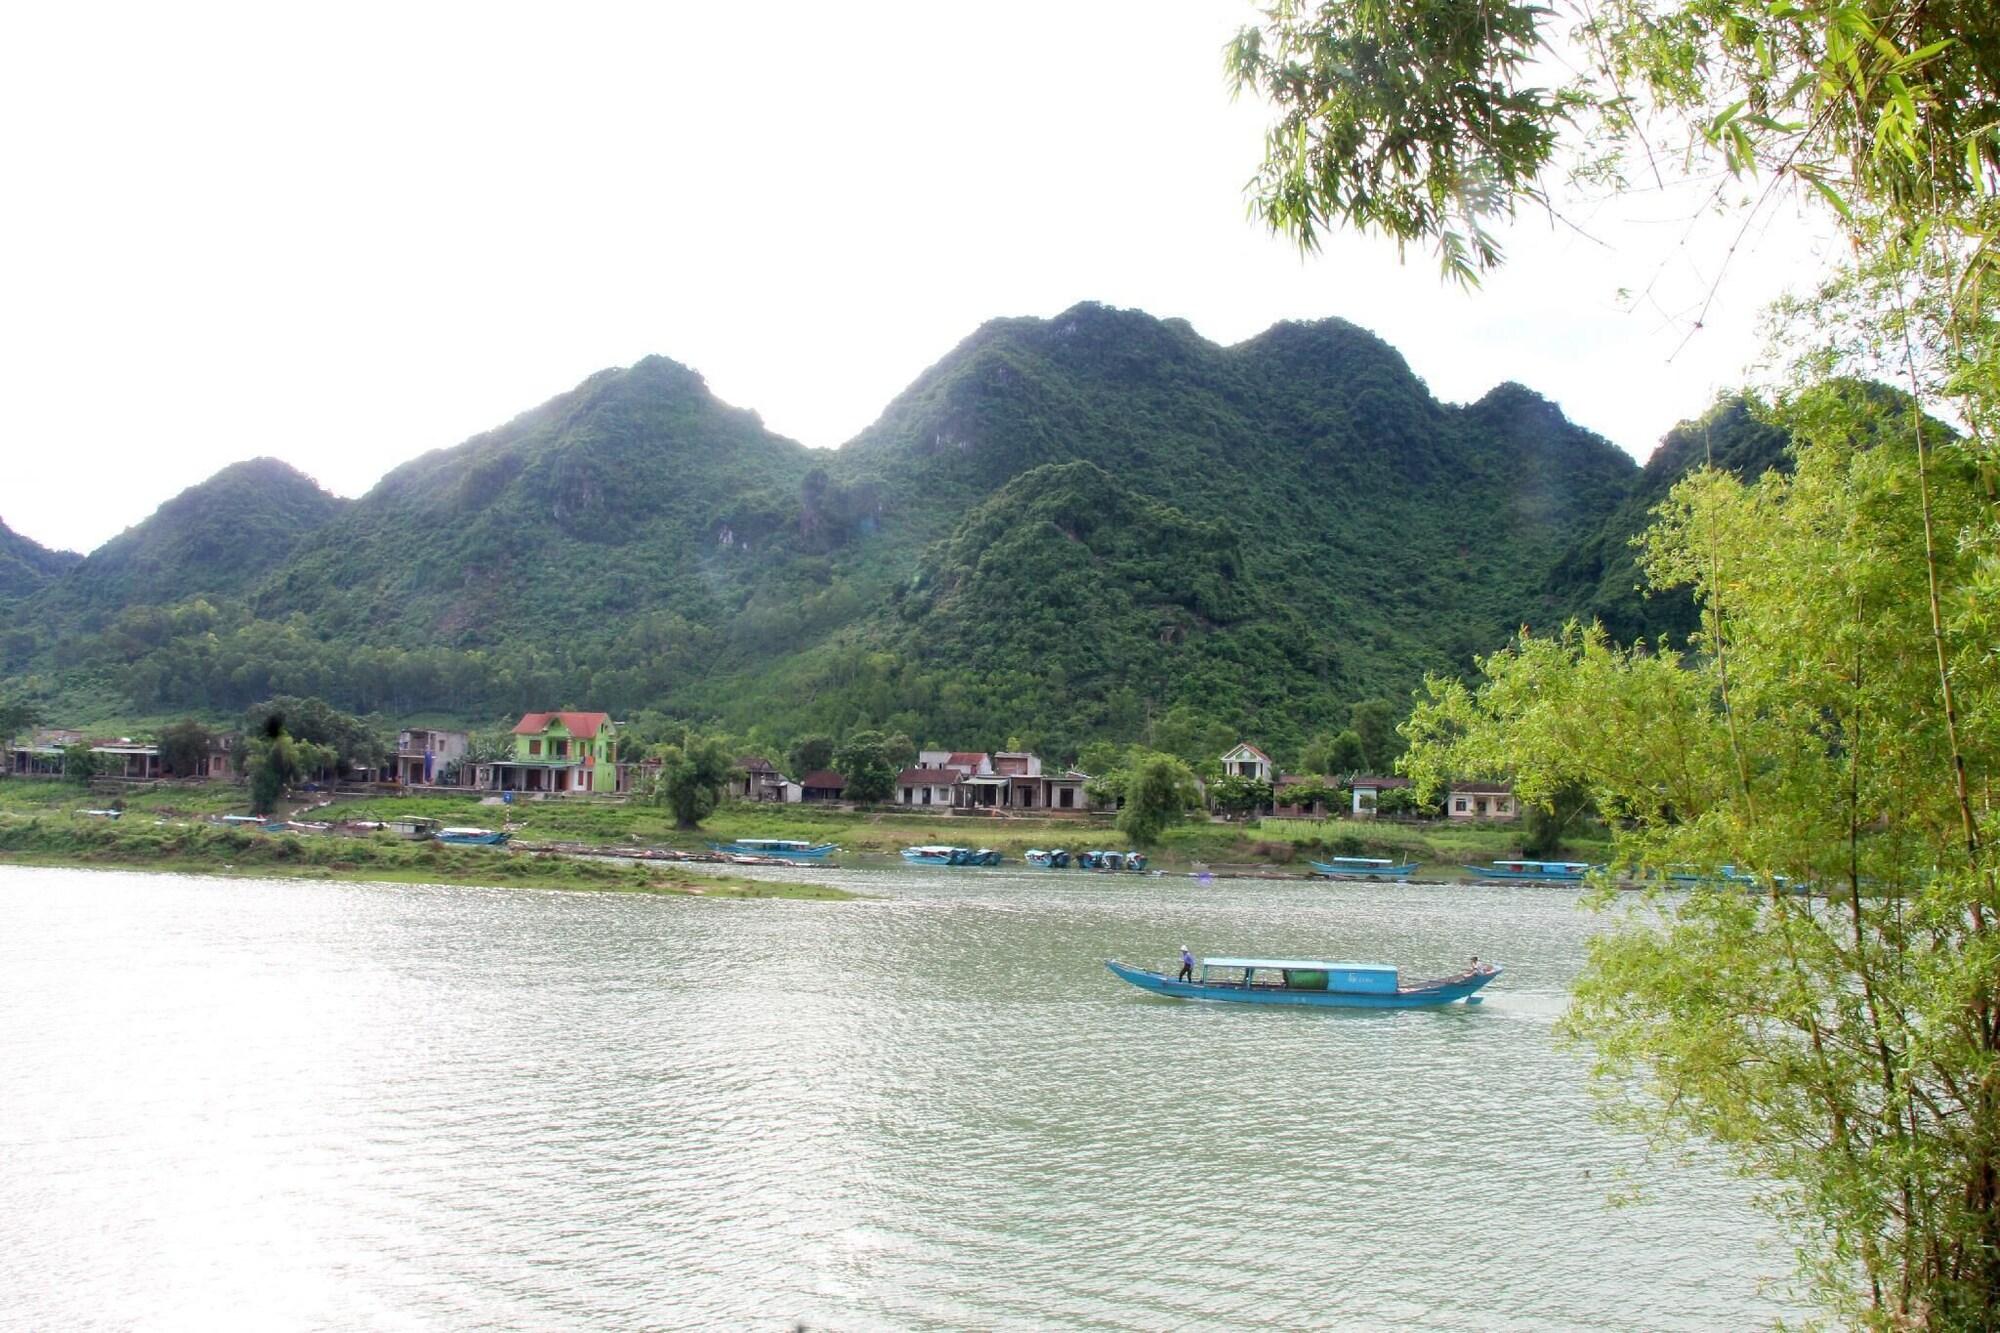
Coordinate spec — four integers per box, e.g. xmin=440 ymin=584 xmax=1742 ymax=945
xmin=709 ymin=838 xmax=840 ymax=860
xmin=436 ymin=827 xmax=511 ymax=846
xmin=1461 ymin=859 xmax=1597 ymax=883
xmin=1308 ymin=856 xmax=1420 ymax=880
xmin=1106 ymin=955 xmax=1499 ymax=1009
xmin=1076 ymin=850 xmax=1148 ymax=872
xmin=902 ymin=845 xmax=1002 ymax=866
xmin=1024 ymin=848 xmax=1070 ymax=868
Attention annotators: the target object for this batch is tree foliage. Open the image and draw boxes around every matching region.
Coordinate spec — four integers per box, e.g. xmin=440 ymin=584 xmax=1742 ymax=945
xmin=1206 ymin=774 xmax=1273 ymax=818
xmin=647 ymin=733 xmax=735 ymax=830
xmin=1116 ymin=753 xmax=1201 ymax=847
xmin=832 ymin=729 xmax=897 ymax=804
xmin=1232 ymin=0 xmax=2000 ymax=289
xmin=1403 ymin=386 xmax=2000 ymax=1323
xmin=60 ymin=742 xmax=99 ymax=786
xmin=155 ymin=718 xmax=212 ymax=778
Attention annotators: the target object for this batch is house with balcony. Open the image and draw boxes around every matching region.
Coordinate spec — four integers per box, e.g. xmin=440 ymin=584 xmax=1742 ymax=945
xmin=731 ymin=756 xmax=800 ymax=802
xmin=1220 ymin=742 xmax=1275 ymax=783
xmin=473 ymin=712 xmax=624 ymax=795
xmin=394 ymin=727 xmax=469 ymax=787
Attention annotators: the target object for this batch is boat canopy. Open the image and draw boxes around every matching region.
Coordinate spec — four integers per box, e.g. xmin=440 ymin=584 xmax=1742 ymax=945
xmin=1495 ymin=860 xmax=1591 ymax=870
xmin=1202 ymin=957 xmax=1392 ymax=974
xmin=1326 ymin=857 xmax=1393 ymax=866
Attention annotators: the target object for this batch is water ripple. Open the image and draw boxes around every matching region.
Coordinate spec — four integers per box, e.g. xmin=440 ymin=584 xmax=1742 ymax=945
xmin=0 ymin=866 xmax=1802 ymax=1330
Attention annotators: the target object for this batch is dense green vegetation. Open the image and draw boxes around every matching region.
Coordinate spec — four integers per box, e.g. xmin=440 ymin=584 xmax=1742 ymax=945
xmin=4 ymin=306 xmax=1732 ymax=767
xmin=0 ymin=518 xmax=80 ymax=604
xmin=1234 ymin=0 xmax=2000 ymax=1319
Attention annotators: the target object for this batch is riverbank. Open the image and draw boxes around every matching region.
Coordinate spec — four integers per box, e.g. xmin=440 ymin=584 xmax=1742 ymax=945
xmin=0 ymin=814 xmax=852 ymax=900
xmin=0 ymin=779 xmax=1613 ymax=880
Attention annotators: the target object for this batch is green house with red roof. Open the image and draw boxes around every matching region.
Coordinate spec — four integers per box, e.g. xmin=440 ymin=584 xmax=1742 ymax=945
xmin=472 ymin=711 xmax=626 ymax=794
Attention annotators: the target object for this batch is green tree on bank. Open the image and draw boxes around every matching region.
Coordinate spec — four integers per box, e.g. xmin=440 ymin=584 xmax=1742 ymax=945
xmin=1232 ymin=0 xmax=2000 ymax=1321
xmin=648 ymin=734 xmax=735 ymax=830
xmin=1116 ymin=753 xmax=1200 ymax=847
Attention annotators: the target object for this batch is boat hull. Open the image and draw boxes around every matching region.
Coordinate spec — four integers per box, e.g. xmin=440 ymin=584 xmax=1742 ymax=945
xmin=437 ymin=831 xmax=510 ymax=846
xmin=1308 ymin=860 xmax=1419 ymax=880
xmin=1460 ymin=863 xmax=1591 ymax=883
xmin=710 ymin=842 xmax=838 ymax=860
xmin=1105 ymin=959 xmax=1497 ymax=1009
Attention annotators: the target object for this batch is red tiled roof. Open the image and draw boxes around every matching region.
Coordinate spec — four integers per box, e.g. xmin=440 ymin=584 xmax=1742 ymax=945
xmin=738 ymin=755 xmax=776 ymax=771
xmin=1450 ymin=780 xmax=1512 ymax=794
xmin=800 ymin=769 xmax=846 ymax=789
xmin=1351 ymin=775 xmax=1411 ymax=789
xmin=947 ymin=751 xmax=988 ymax=767
xmin=512 ymin=711 xmax=612 ymax=737
xmin=898 ymin=768 xmax=961 ymax=784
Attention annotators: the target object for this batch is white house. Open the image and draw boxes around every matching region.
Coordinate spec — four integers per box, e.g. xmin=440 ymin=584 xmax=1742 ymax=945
xmin=1448 ymin=781 xmax=1518 ymax=821
xmin=1350 ymin=774 xmax=1411 ymax=817
xmin=1220 ymin=742 xmax=1274 ymax=783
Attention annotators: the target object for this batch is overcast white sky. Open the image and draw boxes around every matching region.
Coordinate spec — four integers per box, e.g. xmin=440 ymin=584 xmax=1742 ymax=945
xmin=0 ymin=1 xmax=1835 ymax=555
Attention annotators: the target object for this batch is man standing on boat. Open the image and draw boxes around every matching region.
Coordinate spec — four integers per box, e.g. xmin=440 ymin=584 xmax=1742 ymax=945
xmin=1177 ymin=947 xmax=1195 ymax=982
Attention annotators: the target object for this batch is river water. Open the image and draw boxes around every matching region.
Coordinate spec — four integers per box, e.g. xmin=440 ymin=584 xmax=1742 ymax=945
xmin=0 ymin=864 xmax=1804 ymax=1330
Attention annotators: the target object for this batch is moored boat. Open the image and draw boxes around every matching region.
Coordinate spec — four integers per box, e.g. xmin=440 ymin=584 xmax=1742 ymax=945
xmin=387 ymin=816 xmax=443 ymax=840
xmin=1308 ymin=856 xmax=1420 ymax=880
xmin=901 ymin=845 xmax=998 ymax=866
xmin=709 ymin=838 xmax=839 ymax=860
xmin=436 ymin=827 xmax=510 ymax=846
xmin=1106 ymin=955 xmax=1499 ymax=1009
xmin=1076 ymin=850 xmax=1148 ymax=872
xmin=1461 ymin=859 xmax=1596 ymax=883
xmin=1025 ymin=848 xmax=1071 ymax=868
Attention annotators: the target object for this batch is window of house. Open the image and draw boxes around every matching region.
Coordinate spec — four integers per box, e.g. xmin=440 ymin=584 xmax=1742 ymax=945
xmin=554 ymin=739 xmax=568 ymax=757
xmin=1454 ymin=797 xmax=1468 ymax=812
xmin=529 ymin=739 xmax=541 ymax=756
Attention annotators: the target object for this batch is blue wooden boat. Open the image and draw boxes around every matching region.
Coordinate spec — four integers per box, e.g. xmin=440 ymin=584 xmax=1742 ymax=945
xmin=1461 ymin=859 xmax=1597 ymax=883
xmin=1076 ymin=850 xmax=1149 ymax=872
xmin=1308 ymin=856 xmax=1420 ymax=880
xmin=1025 ymin=848 xmax=1070 ymax=868
xmin=709 ymin=838 xmax=839 ymax=860
xmin=901 ymin=845 xmax=1001 ymax=866
xmin=1106 ymin=956 xmax=1499 ymax=1009
xmin=436 ymin=827 xmax=510 ymax=846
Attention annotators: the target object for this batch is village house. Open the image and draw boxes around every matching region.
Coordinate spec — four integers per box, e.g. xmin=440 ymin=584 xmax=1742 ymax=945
xmin=1219 ymin=742 xmax=1275 ymax=783
xmin=895 ymin=766 xmax=961 ymax=808
xmin=6 ymin=732 xmax=162 ymax=780
xmin=730 ymin=756 xmax=801 ymax=803
xmin=394 ymin=727 xmax=469 ymax=787
xmin=1272 ymin=774 xmax=1333 ymax=818
xmin=800 ymin=769 xmax=847 ymax=802
xmin=473 ymin=712 xmax=626 ymax=795
xmin=1448 ymin=781 xmax=1518 ymax=821
xmin=900 ymin=749 xmax=1089 ymax=812
xmin=200 ymin=733 xmax=238 ymax=780
xmin=1349 ymin=775 xmax=1411 ymax=818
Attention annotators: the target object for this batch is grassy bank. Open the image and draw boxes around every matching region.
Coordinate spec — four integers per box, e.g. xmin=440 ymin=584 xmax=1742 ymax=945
xmin=0 ymin=778 xmax=1604 ymax=879
xmin=0 ymin=813 xmax=851 ymax=900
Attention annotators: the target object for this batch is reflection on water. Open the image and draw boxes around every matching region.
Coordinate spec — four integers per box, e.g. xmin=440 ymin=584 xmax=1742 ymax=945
xmin=0 ymin=865 xmax=1802 ymax=1329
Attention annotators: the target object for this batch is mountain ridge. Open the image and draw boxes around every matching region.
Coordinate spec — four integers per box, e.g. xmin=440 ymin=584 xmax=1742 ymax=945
xmin=7 ymin=302 xmax=1744 ymax=759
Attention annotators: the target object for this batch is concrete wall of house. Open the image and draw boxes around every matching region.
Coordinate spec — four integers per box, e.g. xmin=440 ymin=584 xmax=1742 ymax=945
xmin=514 ymin=719 xmax=618 ymax=793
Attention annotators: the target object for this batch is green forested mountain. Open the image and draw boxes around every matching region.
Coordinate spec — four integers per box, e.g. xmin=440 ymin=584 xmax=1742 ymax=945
xmin=1544 ymin=395 xmax=1794 ymax=644
xmin=0 ymin=519 xmax=80 ymax=603
xmin=6 ymin=302 xmax=1750 ymax=761
xmin=30 ymin=458 xmax=348 ymax=622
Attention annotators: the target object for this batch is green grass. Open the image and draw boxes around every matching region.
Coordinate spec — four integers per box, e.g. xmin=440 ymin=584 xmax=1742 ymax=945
xmin=2 ymin=777 xmax=1609 ymax=878
xmin=0 ymin=812 xmax=850 ymax=900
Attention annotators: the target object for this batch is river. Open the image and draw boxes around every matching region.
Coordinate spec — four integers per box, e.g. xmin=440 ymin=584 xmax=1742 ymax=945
xmin=0 ymin=864 xmax=1804 ymax=1329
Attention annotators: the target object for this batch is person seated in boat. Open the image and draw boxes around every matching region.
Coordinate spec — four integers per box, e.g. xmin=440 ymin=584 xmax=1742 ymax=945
xmin=1177 ymin=947 xmax=1194 ymax=982
xmin=1468 ymin=955 xmax=1493 ymax=976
